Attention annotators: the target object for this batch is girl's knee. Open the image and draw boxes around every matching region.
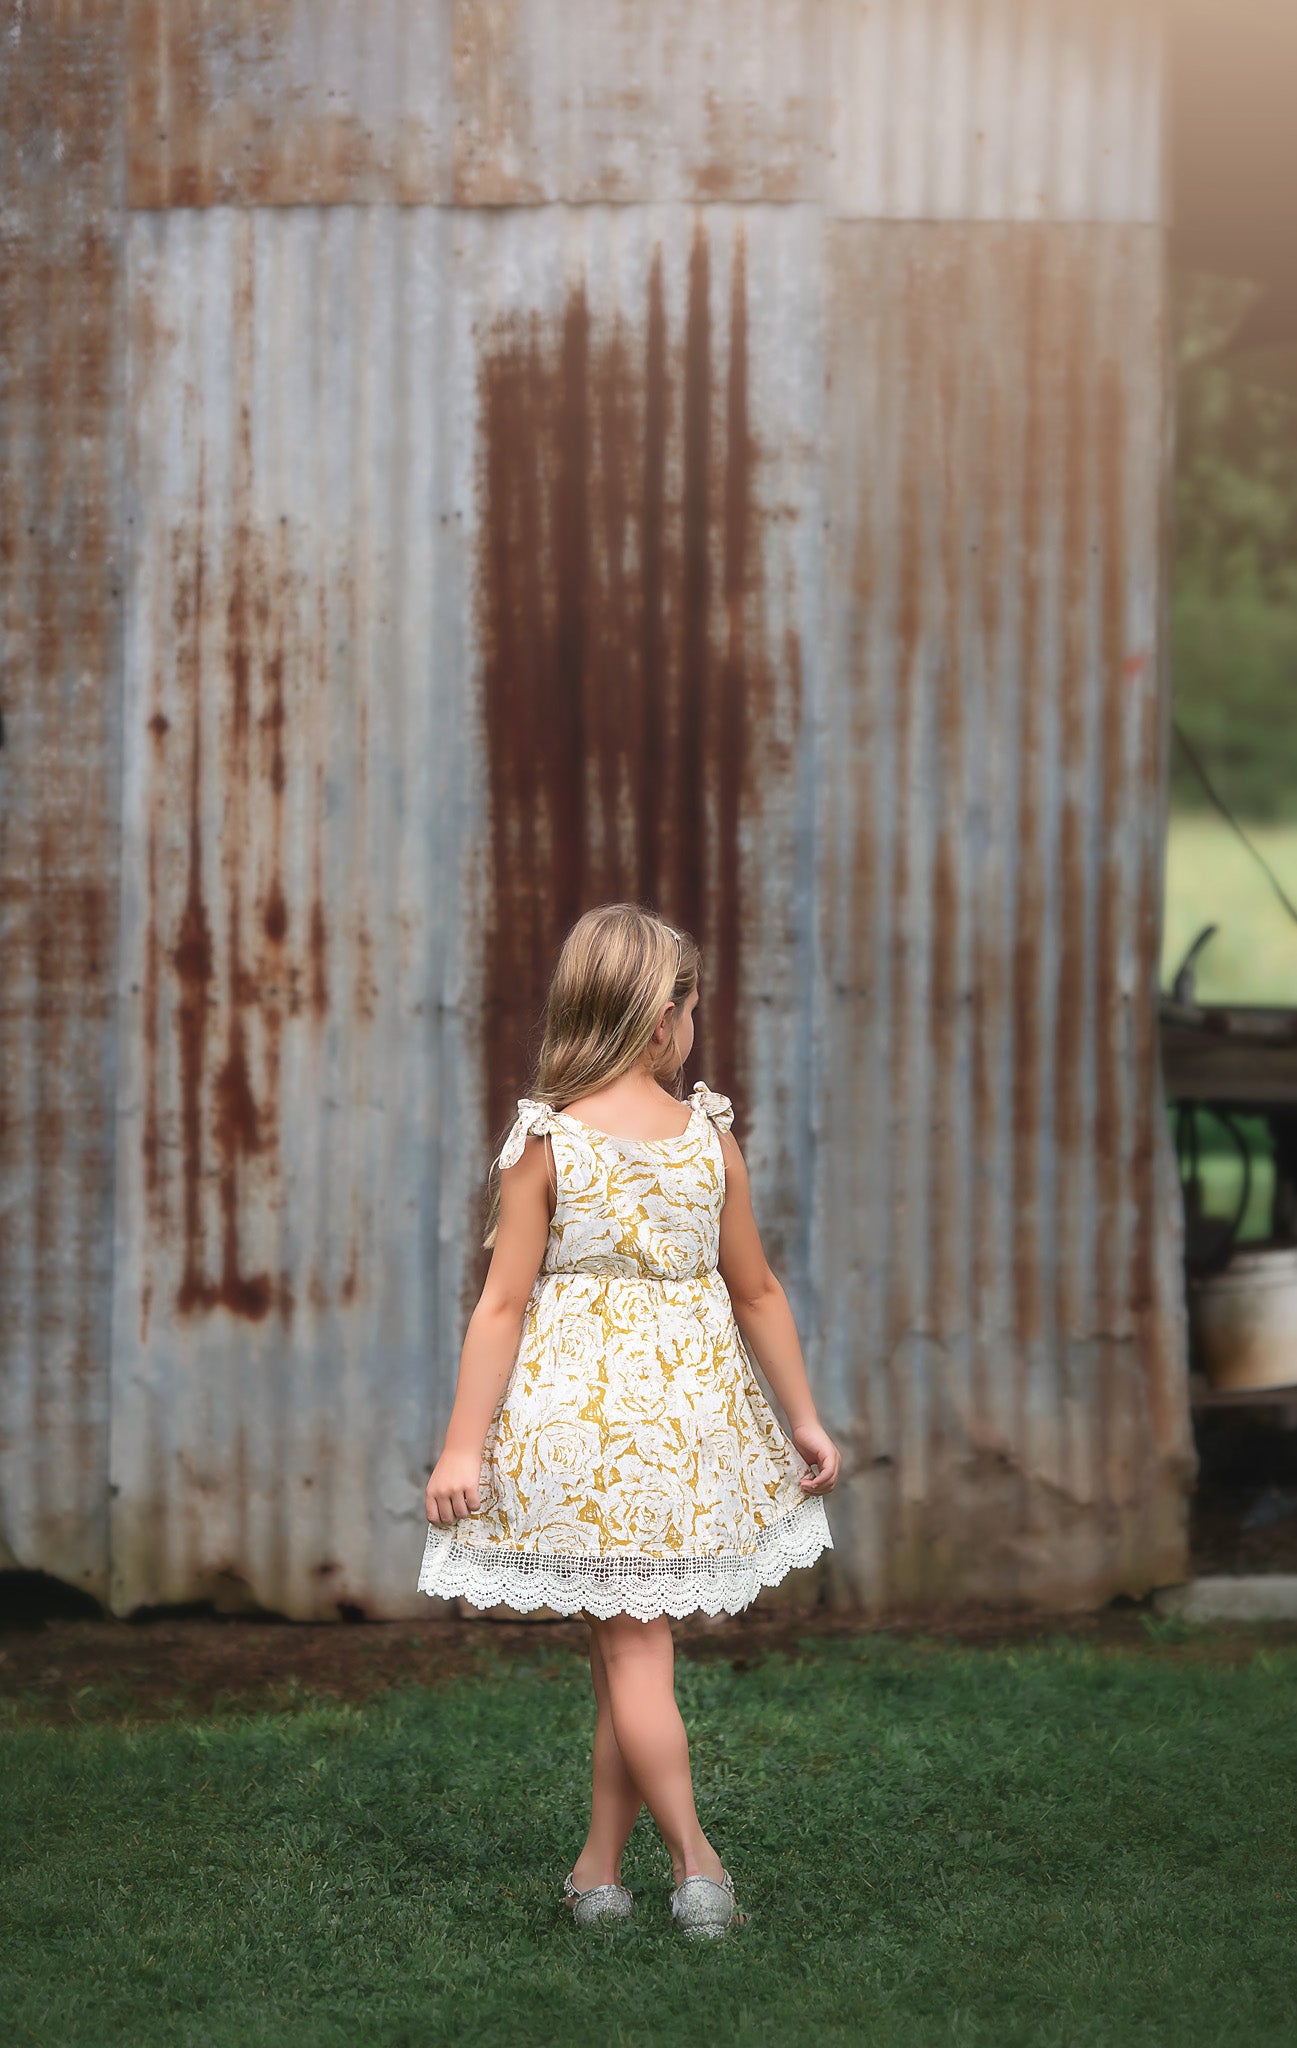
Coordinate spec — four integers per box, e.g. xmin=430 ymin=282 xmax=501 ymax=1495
xmin=590 ymin=1612 xmax=671 ymax=1662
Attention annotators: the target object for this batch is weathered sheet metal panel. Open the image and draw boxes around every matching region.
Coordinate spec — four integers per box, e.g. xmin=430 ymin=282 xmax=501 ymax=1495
xmin=453 ymin=0 xmax=828 ymax=205
xmin=825 ymin=0 xmax=1165 ymax=222
xmin=0 ymin=0 xmax=125 ymax=1601
xmin=816 ymin=221 xmax=1191 ymax=1612
xmin=110 ymin=206 xmax=476 ymax=1616
xmin=453 ymin=0 xmax=1162 ymax=219
xmin=126 ymin=0 xmax=453 ymax=207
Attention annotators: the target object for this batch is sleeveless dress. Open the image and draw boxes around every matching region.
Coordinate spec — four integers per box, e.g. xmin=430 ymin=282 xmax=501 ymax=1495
xmin=417 ymin=1078 xmax=833 ymax=1619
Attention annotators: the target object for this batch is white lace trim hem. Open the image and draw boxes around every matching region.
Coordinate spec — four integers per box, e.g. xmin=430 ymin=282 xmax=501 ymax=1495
xmin=416 ymin=1494 xmax=833 ymax=1619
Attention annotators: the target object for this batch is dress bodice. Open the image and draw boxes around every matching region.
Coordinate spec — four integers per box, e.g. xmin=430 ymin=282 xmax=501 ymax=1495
xmin=497 ymin=1078 xmax=735 ymax=1281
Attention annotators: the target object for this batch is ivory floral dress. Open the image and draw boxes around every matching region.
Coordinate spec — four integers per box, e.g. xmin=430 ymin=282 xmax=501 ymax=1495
xmin=418 ymin=1078 xmax=832 ymax=1619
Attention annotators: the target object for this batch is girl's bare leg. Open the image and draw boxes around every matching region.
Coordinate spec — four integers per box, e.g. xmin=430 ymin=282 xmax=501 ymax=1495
xmin=584 ymin=1613 xmax=725 ymax=1888
xmin=570 ymin=1625 xmax=644 ymax=1890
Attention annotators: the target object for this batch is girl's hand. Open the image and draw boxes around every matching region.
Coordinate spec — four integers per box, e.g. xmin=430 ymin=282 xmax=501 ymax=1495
xmin=425 ymin=1447 xmax=484 ymax=1525
xmin=792 ymin=1420 xmax=841 ymax=1495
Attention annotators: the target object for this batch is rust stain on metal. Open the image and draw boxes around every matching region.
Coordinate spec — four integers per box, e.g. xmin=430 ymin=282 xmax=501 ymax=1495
xmin=308 ymin=835 xmax=330 ymax=1021
xmin=170 ymin=459 xmax=219 ymax=1316
xmin=639 ymin=252 xmax=669 ymax=901
xmin=968 ymin=250 xmax=1009 ymax=1444
xmin=1129 ymin=715 xmax=1163 ymax=1326
xmin=885 ymin=256 xmax=923 ymax=1390
xmin=308 ymin=593 xmax=331 ymax=1023
xmin=187 ymin=257 xmax=278 ymax=1320
xmin=1094 ymin=355 xmax=1127 ymax=1336
xmin=1135 ymin=327 xmax=1176 ymax=1461
xmin=165 ymin=527 xmax=281 ymax=1319
xmin=1093 ymin=353 xmax=1129 ymax=1502
xmin=1126 ymin=545 xmax=1163 ymax=1325
xmin=339 ymin=1235 xmax=361 ymax=1306
xmin=928 ymin=247 xmax=966 ymax=1345
xmin=679 ymin=228 xmax=711 ymax=930
xmin=1010 ymin=232 xmax=1048 ymax=1378
xmin=1053 ymin=256 xmax=1093 ymax=1505
xmin=926 ymin=242 xmax=968 ymax=1552
xmin=142 ymin=255 xmax=350 ymax=1323
xmin=263 ymin=877 xmax=288 ymax=947
xmin=161 ymin=586 xmax=284 ymax=1316
xmin=141 ymin=685 xmax=170 ymax=1223
xmin=716 ymin=230 xmax=754 ymax=1099
xmin=476 ymin=223 xmax=781 ymax=1279
xmin=833 ymin=227 xmax=882 ymax=1453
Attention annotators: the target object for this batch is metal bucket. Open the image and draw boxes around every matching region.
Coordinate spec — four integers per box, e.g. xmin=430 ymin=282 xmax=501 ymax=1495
xmin=1190 ymin=1248 xmax=1297 ymax=1392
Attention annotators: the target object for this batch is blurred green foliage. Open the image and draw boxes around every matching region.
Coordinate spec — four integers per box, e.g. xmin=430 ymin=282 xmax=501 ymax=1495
xmin=1171 ymin=1106 xmax=1277 ymax=1245
xmin=1162 ymin=813 xmax=1297 ymax=1001
xmin=1171 ymin=270 xmax=1297 ymax=827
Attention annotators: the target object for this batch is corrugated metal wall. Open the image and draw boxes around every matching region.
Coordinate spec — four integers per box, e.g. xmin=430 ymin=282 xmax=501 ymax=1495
xmin=815 ymin=221 xmax=1189 ymax=1609
xmin=1 ymin=0 xmax=1192 ymax=1619
xmin=0 ymin=0 xmax=125 ymax=1599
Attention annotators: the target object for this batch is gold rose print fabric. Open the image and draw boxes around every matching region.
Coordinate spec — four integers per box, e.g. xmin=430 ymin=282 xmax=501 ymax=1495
xmin=418 ymin=1078 xmax=832 ymax=1618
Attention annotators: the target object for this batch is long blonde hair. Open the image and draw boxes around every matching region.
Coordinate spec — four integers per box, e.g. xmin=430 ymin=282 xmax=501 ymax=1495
xmin=482 ymin=902 xmax=700 ymax=1248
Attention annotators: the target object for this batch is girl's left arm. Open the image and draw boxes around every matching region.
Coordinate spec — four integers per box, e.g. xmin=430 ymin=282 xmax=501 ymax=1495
xmin=716 ymin=1131 xmax=841 ymax=1496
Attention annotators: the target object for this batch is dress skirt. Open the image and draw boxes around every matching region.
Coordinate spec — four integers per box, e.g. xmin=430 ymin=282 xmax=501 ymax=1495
xmin=417 ymin=1265 xmax=833 ymax=1621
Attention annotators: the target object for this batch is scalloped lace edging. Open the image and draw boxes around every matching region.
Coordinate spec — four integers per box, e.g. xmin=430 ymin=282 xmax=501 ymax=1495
xmin=416 ymin=1494 xmax=833 ymax=1619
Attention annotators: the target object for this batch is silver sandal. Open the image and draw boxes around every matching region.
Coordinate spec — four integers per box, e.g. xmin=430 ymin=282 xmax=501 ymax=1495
xmin=563 ymin=1871 xmax=634 ymax=1927
xmin=669 ymin=1865 xmax=746 ymax=1940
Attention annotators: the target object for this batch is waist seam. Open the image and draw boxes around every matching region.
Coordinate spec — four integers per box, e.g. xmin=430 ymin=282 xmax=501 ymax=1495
xmin=537 ymin=1268 xmax=720 ymax=1283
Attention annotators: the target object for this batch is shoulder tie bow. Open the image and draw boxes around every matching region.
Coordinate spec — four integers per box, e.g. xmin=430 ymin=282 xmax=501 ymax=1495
xmin=497 ymin=1096 xmax=560 ymax=1170
xmin=690 ymin=1080 xmax=734 ymax=1132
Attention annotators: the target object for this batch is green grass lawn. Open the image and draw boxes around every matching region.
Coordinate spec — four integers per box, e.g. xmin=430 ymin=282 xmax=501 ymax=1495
xmin=4 ymin=1632 xmax=1296 ymax=2047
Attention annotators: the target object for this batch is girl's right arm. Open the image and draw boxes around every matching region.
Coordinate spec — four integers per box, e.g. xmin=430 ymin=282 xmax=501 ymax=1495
xmin=424 ymin=1135 xmax=551 ymax=1525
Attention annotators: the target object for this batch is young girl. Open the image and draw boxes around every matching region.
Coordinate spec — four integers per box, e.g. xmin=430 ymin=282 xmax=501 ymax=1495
xmin=419 ymin=903 xmax=838 ymax=1939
